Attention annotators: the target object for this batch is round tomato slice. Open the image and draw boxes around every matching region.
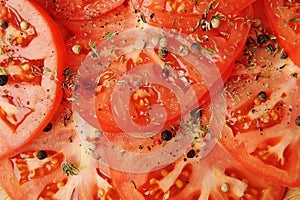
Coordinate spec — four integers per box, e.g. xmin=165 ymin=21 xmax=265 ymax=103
xmin=220 ymin=21 xmax=300 ymax=186
xmin=110 ymin=142 xmax=285 ymax=199
xmin=32 ymin=0 xmax=126 ymax=20
xmin=0 ymin=102 xmax=122 ymax=200
xmin=264 ymin=0 xmax=300 ymax=67
xmin=0 ymin=0 xmax=65 ymax=158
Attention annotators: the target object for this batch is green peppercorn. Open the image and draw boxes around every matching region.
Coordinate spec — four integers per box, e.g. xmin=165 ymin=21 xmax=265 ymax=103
xmin=158 ymin=47 xmax=168 ymax=58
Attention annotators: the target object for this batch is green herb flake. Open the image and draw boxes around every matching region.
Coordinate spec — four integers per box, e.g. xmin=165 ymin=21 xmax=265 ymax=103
xmin=62 ymin=160 xmax=79 ymax=176
xmin=130 ymin=180 xmax=137 ymax=189
xmin=289 ymin=18 xmax=300 ymax=22
xmin=104 ymin=32 xmax=117 ymax=42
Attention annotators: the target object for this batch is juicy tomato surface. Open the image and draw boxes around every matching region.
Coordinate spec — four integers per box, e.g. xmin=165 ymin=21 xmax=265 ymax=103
xmin=0 ymin=0 xmax=65 ymax=158
xmin=110 ymin=142 xmax=285 ymax=200
xmin=220 ymin=12 xmax=300 ymax=186
xmin=32 ymin=0 xmax=126 ymax=20
xmin=0 ymin=101 xmax=122 ymax=200
xmin=108 ymin=101 xmax=285 ymax=199
xmin=264 ymin=0 xmax=300 ymax=68
xmin=65 ymin=4 xmax=253 ymax=133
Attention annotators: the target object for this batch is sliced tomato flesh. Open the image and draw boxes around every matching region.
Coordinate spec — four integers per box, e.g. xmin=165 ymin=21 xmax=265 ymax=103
xmin=221 ymin=17 xmax=300 ymax=186
xmin=264 ymin=0 xmax=300 ymax=67
xmin=0 ymin=0 xmax=65 ymax=158
xmin=0 ymin=102 xmax=122 ymax=200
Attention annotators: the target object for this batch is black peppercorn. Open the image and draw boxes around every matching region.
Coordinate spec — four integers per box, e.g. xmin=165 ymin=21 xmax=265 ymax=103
xmin=37 ymin=150 xmax=47 ymax=160
xmin=280 ymin=51 xmax=288 ymax=59
xmin=43 ymin=123 xmax=53 ymax=132
xmin=257 ymin=34 xmax=269 ymax=44
xmin=187 ymin=149 xmax=196 ymax=158
xmin=0 ymin=75 xmax=8 ymax=86
xmin=191 ymin=42 xmax=201 ymax=52
xmin=161 ymin=129 xmax=172 ymax=141
xmin=190 ymin=107 xmax=202 ymax=118
xmin=0 ymin=20 xmax=8 ymax=29
xmin=295 ymin=116 xmax=300 ymax=126
xmin=257 ymin=91 xmax=267 ymax=101
xmin=161 ymin=68 xmax=169 ymax=78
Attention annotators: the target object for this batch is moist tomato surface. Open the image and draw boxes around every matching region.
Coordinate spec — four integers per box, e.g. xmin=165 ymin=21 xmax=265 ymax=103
xmin=220 ymin=13 xmax=300 ymax=186
xmin=264 ymin=0 xmax=300 ymax=67
xmin=0 ymin=101 xmax=122 ymax=200
xmin=32 ymin=0 xmax=126 ymax=20
xmin=65 ymin=4 xmax=253 ymax=134
xmin=0 ymin=0 xmax=65 ymax=158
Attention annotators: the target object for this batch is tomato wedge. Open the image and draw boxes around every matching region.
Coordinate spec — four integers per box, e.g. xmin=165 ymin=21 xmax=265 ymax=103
xmin=110 ymin=142 xmax=285 ymax=199
xmin=0 ymin=0 xmax=65 ymax=158
xmin=220 ymin=20 xmax=300 ymax=186
xmin=0 ymin=101 xmax=122 ymax=199
xmin=31 ymin=0 xmax=126 ymax=20
xmin=264 ymin=0 xmax=300 ymax=67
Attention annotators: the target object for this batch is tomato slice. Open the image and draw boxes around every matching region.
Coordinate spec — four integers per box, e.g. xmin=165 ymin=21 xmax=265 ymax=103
xmin=264 ymin=0 xmax=300 ymax=67
xmin=68 ymin=8 xmax=252 ymax=134
xmin=0 ymin=102 xmax=122 ymax=199
xmin=220 ymin=17 xmax=300 ymax=186
xmin=0 ymin=0 xmax=65 ymax=158
xmin=32 ymin=0 xmax=126 ymax=20
xmin=110 ymin=142 xmax=285 ymax=199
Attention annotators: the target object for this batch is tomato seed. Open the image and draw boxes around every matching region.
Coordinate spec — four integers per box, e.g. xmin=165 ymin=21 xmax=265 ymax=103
xmin=295 ymin=116 xmax=300 ymax=126
xmin=36 ymin=150 xmax=47 ymax=160
xmin=43 ymin=123 xmax=53 ymax=132
xmin=161 ymin=130 xmax=172 ymax=141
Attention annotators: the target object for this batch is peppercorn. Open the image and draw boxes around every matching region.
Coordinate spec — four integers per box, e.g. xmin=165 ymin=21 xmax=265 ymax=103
xmin=0 ymin=20 xmax=8 ymax=29
xmin=257 ymin=91 xmax=267 ymax=101
xmin=36 ymin=150 xmax=47 ymax=160
xmin=190 ymin=107 xmax=202 ymax=118
xmin=43 ymin=123 xmax=53 ymax=132
xmin=0 ymin=75 xmax=8 ymax=86
xmin=158 ymin=47 xmax=168 ymax=58
xmin=161 ymin=129 xmax=172 ymax=141
xmin=280 ymin=51 xmax=288 ymax=59
xmin=161 ymin=68 xmax=169 ymax=78
xmin=191 ymin=42 xmax=201 ymax=52
xmin=257 ymin=34 xmax=269 ymax=44
xmin=295 ymin=116 xmax=300 ymax=126
xmin=187 ymin=149 xmax=196 ymax=158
